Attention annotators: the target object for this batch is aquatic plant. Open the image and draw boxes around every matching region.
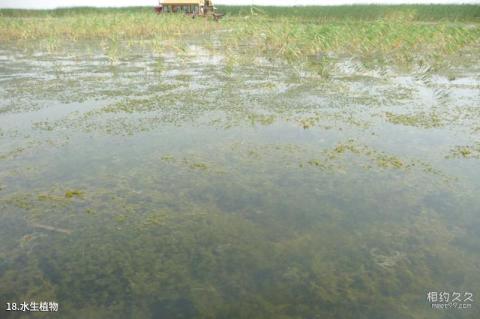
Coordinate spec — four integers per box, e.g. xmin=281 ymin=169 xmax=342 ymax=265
xmin=385 ymin=111 xmax=443 ymax=128
xmin=447 ymin=143 xmax=480 ymax=159
xmin=65 ymin=190 xmax=83 ymax=198
xmin=1 ymin=5 xmax=479 ymax=319
xmin=0 ymin=5 xmax=478 ymax=69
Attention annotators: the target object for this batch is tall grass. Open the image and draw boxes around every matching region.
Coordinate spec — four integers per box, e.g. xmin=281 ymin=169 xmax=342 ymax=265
xmin=221 ymin=14 xmax=480 ymax=65
xmin=0 ymin=5 xmax=479 ymax=67
xmin=0 ymin=11 xmax=218 ymax=41
xmin=218 ymin=4 xmax=480 ymax=21
xmin=1 ymin=5 xmax=479 ymax=21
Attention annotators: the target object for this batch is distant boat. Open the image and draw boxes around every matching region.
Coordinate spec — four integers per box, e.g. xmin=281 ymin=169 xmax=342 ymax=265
xmin=155 ymin=0 xmax=223 ymax=20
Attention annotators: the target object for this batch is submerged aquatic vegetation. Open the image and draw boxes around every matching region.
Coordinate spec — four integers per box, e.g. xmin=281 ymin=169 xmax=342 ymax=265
xmin=0 ymin=147 xmax=26 ymax=160
xmin=1 ymin=5 xmax=480 ymax=319
xmin=385 ymin=111 xmax=443 ymax=128
xmin=447 ymin=143 xmax=480 ymax=159
xmin=306 ymin=139 xmax=445 ymax=174
xmin=65 ymin=190 xmax=84 ymax=199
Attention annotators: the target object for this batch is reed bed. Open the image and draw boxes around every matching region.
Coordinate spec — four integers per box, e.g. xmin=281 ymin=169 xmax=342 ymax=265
xmin=1 ymin=5 xmax=479 ymax=68
xmin=222 ymin=15 xmax=480 ymax=65
xmin=0 ymin=11 xmax=218 ymax=41
xmin=218 ymin=4 xmax=480 ymax=21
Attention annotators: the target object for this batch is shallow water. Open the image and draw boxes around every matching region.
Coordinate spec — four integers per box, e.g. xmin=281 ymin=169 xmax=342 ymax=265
xmin=1 ymin=42 xmax=479 ymax=318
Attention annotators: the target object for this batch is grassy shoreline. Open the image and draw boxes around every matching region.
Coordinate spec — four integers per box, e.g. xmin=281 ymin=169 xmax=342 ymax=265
xmin=1 ymin=5 xmax=480 ymax=20
xmin=1 ymin=5 xmax=479 ymax=69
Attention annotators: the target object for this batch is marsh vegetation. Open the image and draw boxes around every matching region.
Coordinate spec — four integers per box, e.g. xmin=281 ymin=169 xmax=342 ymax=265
xmin=0 ymin=5 xmax=480 ymax=319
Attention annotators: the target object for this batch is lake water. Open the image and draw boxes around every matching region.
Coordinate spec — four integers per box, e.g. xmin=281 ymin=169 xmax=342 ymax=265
xmin=0 ymin=42 xmax=479 ymax=318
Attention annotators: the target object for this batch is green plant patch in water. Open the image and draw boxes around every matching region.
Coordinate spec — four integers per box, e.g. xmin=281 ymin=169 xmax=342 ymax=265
xmin=65 ymin=190 xmax=84 ymax=199
xmin=447 ymin=143 xmax=480 ymax=159
xmin=385 ymin=111 xmax=443 ymax=128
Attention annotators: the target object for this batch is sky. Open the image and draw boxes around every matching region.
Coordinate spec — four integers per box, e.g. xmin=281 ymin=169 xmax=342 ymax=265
xmin=0 ymin=0 xmax=478 ymax=9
